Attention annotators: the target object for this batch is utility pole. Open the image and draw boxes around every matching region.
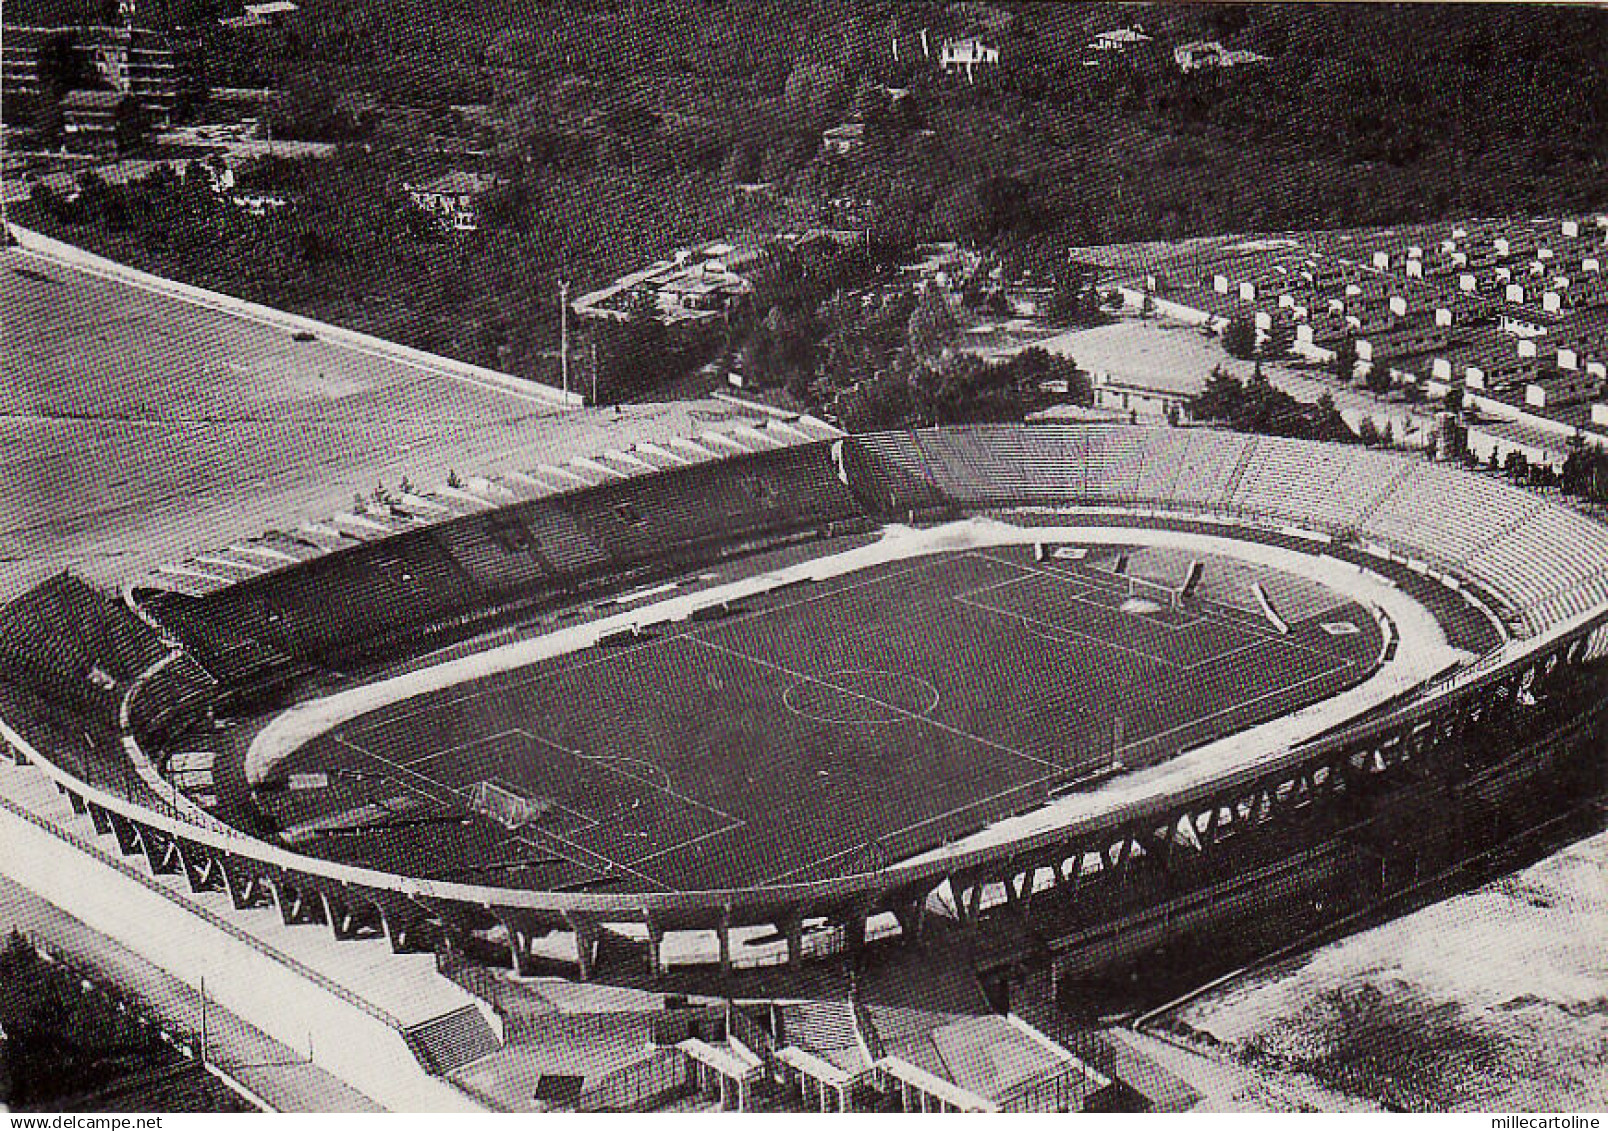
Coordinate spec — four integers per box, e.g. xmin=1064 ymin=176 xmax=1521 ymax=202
xmin=559 ymin=278 xmax=571 ymax=400
xmin=199 ymin=976 xmax=208 ymax=1067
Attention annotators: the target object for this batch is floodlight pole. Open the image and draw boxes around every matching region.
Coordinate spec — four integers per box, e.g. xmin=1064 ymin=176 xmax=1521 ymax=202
xmin=559 ymin=278 xmax=571 ymax=400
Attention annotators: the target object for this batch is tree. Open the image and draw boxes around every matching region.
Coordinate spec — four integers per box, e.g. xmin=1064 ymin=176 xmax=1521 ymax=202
xmin=1365 ymin=361 xmax=1394 ymax=396
xmin=1443 ymin=383 xmax=1465 ymax=416
xmin=783 ymin=61 xmax=849 ymax=129
xmin=593 ymin=289 xmax=669 ymax=399
xmin=907 ymin=285 xmax=959 ymax=360
xmin=1261 ymin=316 xmax=1294 ymax=359
xmin=836 ymin=371 xmax=920 ymax=432
xmin=1333 ymin=335 xmax=1358 ymax=383
xmin=1222 ymin=315 xmax=1258 ymax=360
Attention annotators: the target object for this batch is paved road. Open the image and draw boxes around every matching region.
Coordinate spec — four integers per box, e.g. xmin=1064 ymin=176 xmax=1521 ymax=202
xmin=0 ymin=870 xmax=381 ymax=1113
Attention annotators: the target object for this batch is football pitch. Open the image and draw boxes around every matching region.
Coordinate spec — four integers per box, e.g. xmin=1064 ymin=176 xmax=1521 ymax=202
xmin=269 ymin=546 xmax=1381 ymax=894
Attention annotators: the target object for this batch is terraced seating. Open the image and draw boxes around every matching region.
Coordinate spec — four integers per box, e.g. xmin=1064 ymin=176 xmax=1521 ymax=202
xmin=428 ymin=511 xmax=562 ymax=595
xmin=198 ymin=533 xmax=486 ymax=660
xmin=555 ymin=443 xmax=862 ymax=569
xmin=125 ymin=651 xmax=216 ymax=747
xmin=1077 ymin=427 xmax=1155 ymax=504
xmin=0 ymin=574 xmax=167 ymax=719
xmin=1127 ymin=430 xmax=1192 ymax=504
xmin=1168 ymin=430 xmax=1254 ymax=513
xmin=1361 ymin=464 xmax=1534 ymax=563
xmin=1466 ymin=505 xmax=1608 ymax=631
xmin=840 ymin=432 xmax=950 ymax=516
xmin=1228 ymin=438 xmax=1411 ymax=532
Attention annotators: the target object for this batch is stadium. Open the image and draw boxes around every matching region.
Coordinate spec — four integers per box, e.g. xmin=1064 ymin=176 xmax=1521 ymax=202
xmin=4 ymin=419 xmax=1608 ymax=1110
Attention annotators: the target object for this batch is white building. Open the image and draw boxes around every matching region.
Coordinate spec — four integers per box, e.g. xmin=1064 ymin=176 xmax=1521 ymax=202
xmin=1087 ymin=25 xmax=1150 ymax=52
xmin=1173 ymin=40 xmax=1269 ymax=72
xmin=938 ymin=37 xmax=999 ymax=82
xmin=404 ymin=171 xmax=505 ymax=233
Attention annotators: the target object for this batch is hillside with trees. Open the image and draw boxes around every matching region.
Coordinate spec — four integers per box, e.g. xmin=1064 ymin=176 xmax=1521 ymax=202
xmin=15 ymin=1 xmax=1608 ymax=400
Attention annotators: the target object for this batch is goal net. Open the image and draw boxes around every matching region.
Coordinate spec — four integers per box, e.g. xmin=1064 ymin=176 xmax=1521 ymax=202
xmin=1126 ymin=574 xmax=1187 ymax=610
xmin=469 ymin=780 xmax=546 ymax=830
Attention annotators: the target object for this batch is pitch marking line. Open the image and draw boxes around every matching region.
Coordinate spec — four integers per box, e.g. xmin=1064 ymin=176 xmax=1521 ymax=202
xmin=399 ymin=727 xmax=525 ymax=768
xmin=686 ymin=635 xmax=1071 ymax=775
xmin=954 ymin=593 xmax=1189 ymax=670
xmin=511 ymin=728 xmax=743 ymax=824
xmin=975 ymin=550 xmax=1363 ymax=668
xmin=1111 ymin=657 xmax=1355 ymax=760
xmin=959 ymin=560 xmax=1210 ymax=636
xmin=760 ymin=769 xmax=1073 ymax=884
xmin=343 ymin=553 xmax=960 ymax=740
xmin=332 ymin=731 xmax=673 ymax=890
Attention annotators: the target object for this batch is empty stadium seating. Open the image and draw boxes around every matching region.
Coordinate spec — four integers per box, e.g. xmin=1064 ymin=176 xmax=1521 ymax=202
xmin=0 ymin=574 xmax=167 ymax=720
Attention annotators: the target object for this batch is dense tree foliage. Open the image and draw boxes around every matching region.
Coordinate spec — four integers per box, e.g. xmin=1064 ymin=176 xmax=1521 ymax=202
xmin=1191 ymin=365 xmax=1356 ymax=443
xmin=19 ymin=1 xmax=1608 ymax=393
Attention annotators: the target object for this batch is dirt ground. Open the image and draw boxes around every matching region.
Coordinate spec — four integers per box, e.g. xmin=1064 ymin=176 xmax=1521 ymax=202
xmin=1167 ymin=829 xmax=1608 ymax=1112
xmin=1033 ymin=316 xmax=1438 ymax=443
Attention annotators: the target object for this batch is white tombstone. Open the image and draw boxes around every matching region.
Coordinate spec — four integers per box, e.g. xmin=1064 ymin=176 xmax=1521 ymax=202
xmin=1406 ymin=260 xmax=1424 ymax=278
xmin=1435 ymin=307 xmax=1454 ymax=327
xmin=1562 ymin=219 xmax=1580 ymax=238
xmin=1372 ymin=251 xmax=1390 ymax=270
xmin=1543 ymin=290 xmax=1562 ymax=314
xmin=1389 ymin=294 xmax=1408 ymax=317
xmin=1506 ymin=283 xmax=1525 ymax=304
xmin=1593 ymin=402 xmax=1608 ymax=428
xmin=1213 ymin=273 xmax=1229 ymax=294
xmin=1239 ymin=281 xmax=1257 ymax=301
xmin=1466 ymin=366 xmax=1486 ymax=390
xmin=1517 ymin=337 xmax=1537 ymax=359
xmin=1495 ymin=237 xmax=1511 ymax=257
xmin=1432 ymin=356 xmax=1453 ymax=381
xmin=1558 ymin=348 xmax=1579 ymax=371
xmin=1525 ymin=384 xmax=1547 ymax=408
xmin=1460 ymin=274 xmax=1477 ymax=292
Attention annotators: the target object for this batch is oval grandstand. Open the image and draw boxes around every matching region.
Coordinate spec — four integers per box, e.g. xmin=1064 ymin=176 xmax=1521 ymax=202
xmin=3 ymin=422 xmax=1607 ymax=981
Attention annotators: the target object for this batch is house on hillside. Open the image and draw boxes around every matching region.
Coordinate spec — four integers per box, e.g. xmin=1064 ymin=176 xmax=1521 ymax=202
xmin=938 ymin=36 xmax=999 ymax=82
xmin=1173 ymin=40 xmax=1269 ymax=72
xmin=220 ymin=1 xmax=299 ymax=28
xmin=62 ymin=89 xmax=142 ymax=154
xmin=1087 ymin=25 xmax=1151 ymax=52
xmin=404 ymin=171 xmax=506 ymax=233
xmin=821 ymin=122 xmax=866 ymax=156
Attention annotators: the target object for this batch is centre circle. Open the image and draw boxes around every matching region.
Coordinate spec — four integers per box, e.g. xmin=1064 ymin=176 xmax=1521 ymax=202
xmin=782 ymin=669 xmax=941 ymax=724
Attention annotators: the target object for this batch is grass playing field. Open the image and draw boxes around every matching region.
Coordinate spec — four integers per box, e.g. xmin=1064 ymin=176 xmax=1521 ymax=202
xmin=258 ymin=544 xmax=1381 ymax=895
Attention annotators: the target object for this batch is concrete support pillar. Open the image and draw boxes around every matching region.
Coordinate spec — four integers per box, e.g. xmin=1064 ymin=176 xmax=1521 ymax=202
xmin=108 ymin=812 xmax=141 ymax=856
xmin=778 ymin=909 xmax=804 ymax=969
xmin=893 ymin=900 xmax=923 ymax=943
xmin=564 ymin=912 xmax=599 ymax=981
xmin=321 ymin=891 xmax=354 ymax=940
xmin=139 ymin=830 xmax=177 ymax=875
xmin=88 ymin=804 xmax=112 ymax=836
xmin=716 ymin=905 xmax=733 ymax=978
xmin=644 ymin=915 xmax=666 ymax=979
xmin=843 ymin=910 xmax=867 ymax=957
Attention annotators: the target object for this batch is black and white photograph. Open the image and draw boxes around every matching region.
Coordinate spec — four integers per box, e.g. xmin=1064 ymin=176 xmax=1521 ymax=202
xmin=1 ymin=0 xmax=1605 ymax=1119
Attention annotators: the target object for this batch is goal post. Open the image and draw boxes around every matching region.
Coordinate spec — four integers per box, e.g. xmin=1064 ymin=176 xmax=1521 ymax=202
xmin=469 ymin=780 xmax=548 ymax=830
xmin=1126 ymin=574 xmax=1187 ymax=610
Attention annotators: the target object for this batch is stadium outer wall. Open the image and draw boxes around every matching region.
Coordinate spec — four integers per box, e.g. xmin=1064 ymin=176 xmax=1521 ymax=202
xmin=3 ymin=425 xmax=1608 ymax=989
